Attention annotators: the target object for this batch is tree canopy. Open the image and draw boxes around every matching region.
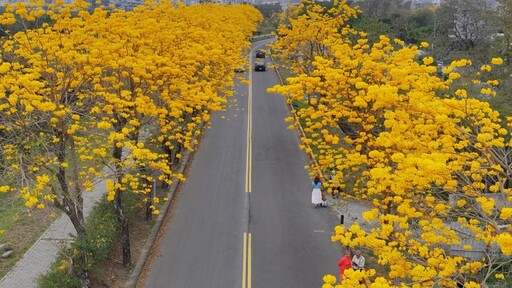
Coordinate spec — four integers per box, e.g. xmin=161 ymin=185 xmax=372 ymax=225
xmin=271 ymin=0 xmax=512 ymax=286
xmin=0 ymin=1 xmax=262 ymax=285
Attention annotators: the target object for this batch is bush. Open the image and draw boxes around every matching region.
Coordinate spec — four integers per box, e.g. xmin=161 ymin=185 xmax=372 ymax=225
xmin=38 ymin=265 xmax=82 ymax=288
xmin=83 ymin=199 xmax=119 ymax=267
xmin=38 ymin=199 xmax=119 ymax=287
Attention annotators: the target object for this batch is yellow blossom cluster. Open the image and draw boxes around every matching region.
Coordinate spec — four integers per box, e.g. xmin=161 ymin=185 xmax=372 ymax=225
xmin=0 ymin=0 xmax=261 ymax=242
xmin=270 ymin=0 xmax=512 ymax=286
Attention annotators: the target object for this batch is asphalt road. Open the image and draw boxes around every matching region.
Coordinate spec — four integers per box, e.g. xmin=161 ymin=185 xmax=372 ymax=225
xmin=143 ymin=40 xmax=341 ymax=288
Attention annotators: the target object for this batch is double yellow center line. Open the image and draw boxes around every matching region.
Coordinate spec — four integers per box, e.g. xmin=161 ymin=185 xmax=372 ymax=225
xmin=242 ymin=44 xmax=260 ymax=288
xmin=242 ymin=232 xmax=252 ymax=288
xmin=245 ymin=52 xmax=253 ymax=194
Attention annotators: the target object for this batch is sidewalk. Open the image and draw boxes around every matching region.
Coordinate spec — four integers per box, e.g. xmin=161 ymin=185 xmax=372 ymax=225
xmin=0 ymin=177 xmax=107 ymax=288
xmin=328 ymin=197 xmax=377 ymax=232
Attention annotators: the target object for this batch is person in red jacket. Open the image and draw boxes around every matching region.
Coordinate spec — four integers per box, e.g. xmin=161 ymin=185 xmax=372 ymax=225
xmin=338 ymin=250 xmax=352 ymax=283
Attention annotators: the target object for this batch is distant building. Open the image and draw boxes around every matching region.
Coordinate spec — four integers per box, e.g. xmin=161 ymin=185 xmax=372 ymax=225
xmin=411 ymin=0 xmax=498 ymax=10
xmin=109 ymin=0 xmax=144 ymax=10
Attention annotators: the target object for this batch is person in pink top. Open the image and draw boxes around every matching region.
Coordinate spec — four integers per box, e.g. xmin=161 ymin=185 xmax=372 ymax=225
xmin=338 ymin=250 xmax=352 ymax=283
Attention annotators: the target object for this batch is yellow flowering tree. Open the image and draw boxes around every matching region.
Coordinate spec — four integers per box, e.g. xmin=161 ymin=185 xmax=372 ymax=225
xmin=81 ymin=2 xmax=261 ymax=267
xmin=0 ymin=0 xmax=261 ymax=283
xmin=272 ymin=0 xmax=359 ymax=77
xmin=47 ymin=1 xmax=259 ymax=267
xmin=0 ymin=1 xmax=106 ymax=285
xmin=271 ymin=1 xmax=512 ymax=287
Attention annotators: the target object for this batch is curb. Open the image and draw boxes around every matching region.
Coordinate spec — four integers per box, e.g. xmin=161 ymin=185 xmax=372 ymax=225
xmin=271 ymin=57 xmax=324 ymax=179
xmin=271 ymin=55 xmax=374 ymax=217
xmin=126 ymin=133 xmax=198 ymax=288
xmin=251 ymin=34 xmax=273 ymax=42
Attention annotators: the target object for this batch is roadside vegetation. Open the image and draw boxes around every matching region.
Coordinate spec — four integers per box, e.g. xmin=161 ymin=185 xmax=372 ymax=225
xmin=254 ymin=3 xmax=282 ymax=36
xmin=270 ymin=0 xmax=512 ymax=287
xmin=0 ymin=194 xmax=56 ymax=279
xmin=0 ymin=1 xmax=262 ymax=287
xmin=3 ymin=0 xmax=512 ymax=287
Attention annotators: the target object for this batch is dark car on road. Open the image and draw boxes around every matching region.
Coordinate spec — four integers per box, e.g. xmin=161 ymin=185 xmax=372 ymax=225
xmin=254 ymin=60 xmax=266 ymax=71
xmin=255 ymin=49 xmax=265 ymax=58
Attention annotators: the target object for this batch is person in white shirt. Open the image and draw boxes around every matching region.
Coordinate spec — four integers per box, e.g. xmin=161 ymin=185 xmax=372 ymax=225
xmin=351 ymin=250 xmax=365 ymax=270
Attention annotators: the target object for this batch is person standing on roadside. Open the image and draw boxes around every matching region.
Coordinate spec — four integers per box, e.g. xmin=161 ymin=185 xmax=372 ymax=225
xmin=311 ymin=176 xmax=323 ymax=208
xmin=352 ymin=250 xmax=365 ymax=270
xmin=338 ymin=250 xmax=352 ymax=283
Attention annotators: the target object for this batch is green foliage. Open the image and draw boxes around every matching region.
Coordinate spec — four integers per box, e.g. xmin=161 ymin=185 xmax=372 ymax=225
xmin=349 ymin=16 xmax=395 ymax=44
xmin=37 ymin=189 xmax=144 ymax=287
xmin=403 ymin=9 xmax=435 ymax=44
xmin=354 ymin=0 xmax=408 ymax=19
xmin=291 ymin=99 xmax=308 ymax=110
xmin=254 ymin=3 xmax=282 ymax=19
xmin=256 ymin=21 xmax=276 ymax=35
xmin=485 ymin=256 xmax=512 ymax=287
xmin=38 ymin=269 xmax=82 ymax=288
xmin=489 ymin=89 xmax=512 ymax=119
xmin=254 ymin=3 xmax=281 ymax=35
xmin=82 ymin=199 xmax=119 ymax=268
xmin=348 ymin=7 xmax=435 ymax=45
xmin=38 ymin=199 xmax=119 ymax=287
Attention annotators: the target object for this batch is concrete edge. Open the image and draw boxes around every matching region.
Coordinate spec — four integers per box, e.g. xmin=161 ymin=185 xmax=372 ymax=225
xmin=126 ymin=132 xmax=198 ymax=288
xmin=251 ymin=34 xmax=273 ymax=42
xmin=271 ymin=56 xmax=324 ymax=179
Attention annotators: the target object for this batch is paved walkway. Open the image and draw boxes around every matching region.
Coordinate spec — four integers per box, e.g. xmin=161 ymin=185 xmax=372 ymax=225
xmin=0 ymin=177 xmax=107 ymax=288
xmin=328 ymin=197 xmax=376 ymax=232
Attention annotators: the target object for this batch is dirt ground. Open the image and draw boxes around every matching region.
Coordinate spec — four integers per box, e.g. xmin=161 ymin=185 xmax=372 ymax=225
xmin=89 ymin=207 xmax=153 ymax=288
xmin=90 ymin=180 xmax=185 ymax=288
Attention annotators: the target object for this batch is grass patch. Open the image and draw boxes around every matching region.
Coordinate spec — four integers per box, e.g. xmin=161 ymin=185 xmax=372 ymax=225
xmin=276 ymin=64 xmax=294 ymax=82
xmin=489 ymin=93 xmax=512 ymax=118
xmin=0 ymin=193 xmax=56 ymax=279
xmin=0 ymin=194 xmax=24 ymax=243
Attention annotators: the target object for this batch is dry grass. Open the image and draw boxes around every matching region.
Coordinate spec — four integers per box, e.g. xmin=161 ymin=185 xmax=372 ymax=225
xmin=0 ymin=193 xmax=56 ymax=278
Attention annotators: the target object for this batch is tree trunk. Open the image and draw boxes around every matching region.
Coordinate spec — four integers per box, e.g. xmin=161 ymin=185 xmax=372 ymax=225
xmin=145 ymin=178 xmax=153 ymax=221
xmin=121 ymin=219 xmax=130 ymax=267
xmin=142 ymin=166 xmax=153 ymax=221
xmin=53 ymin=138 xmax=90 ymax=287
xmin=113 ymin=183 xmax=131 ymax=267
xmin=58 ymin=200 xmax=91 ymax=288
xmin=112 ymin=143 xmax=131 ymax=267
xmin=145 ymin=194 xmax=153 ymax=221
